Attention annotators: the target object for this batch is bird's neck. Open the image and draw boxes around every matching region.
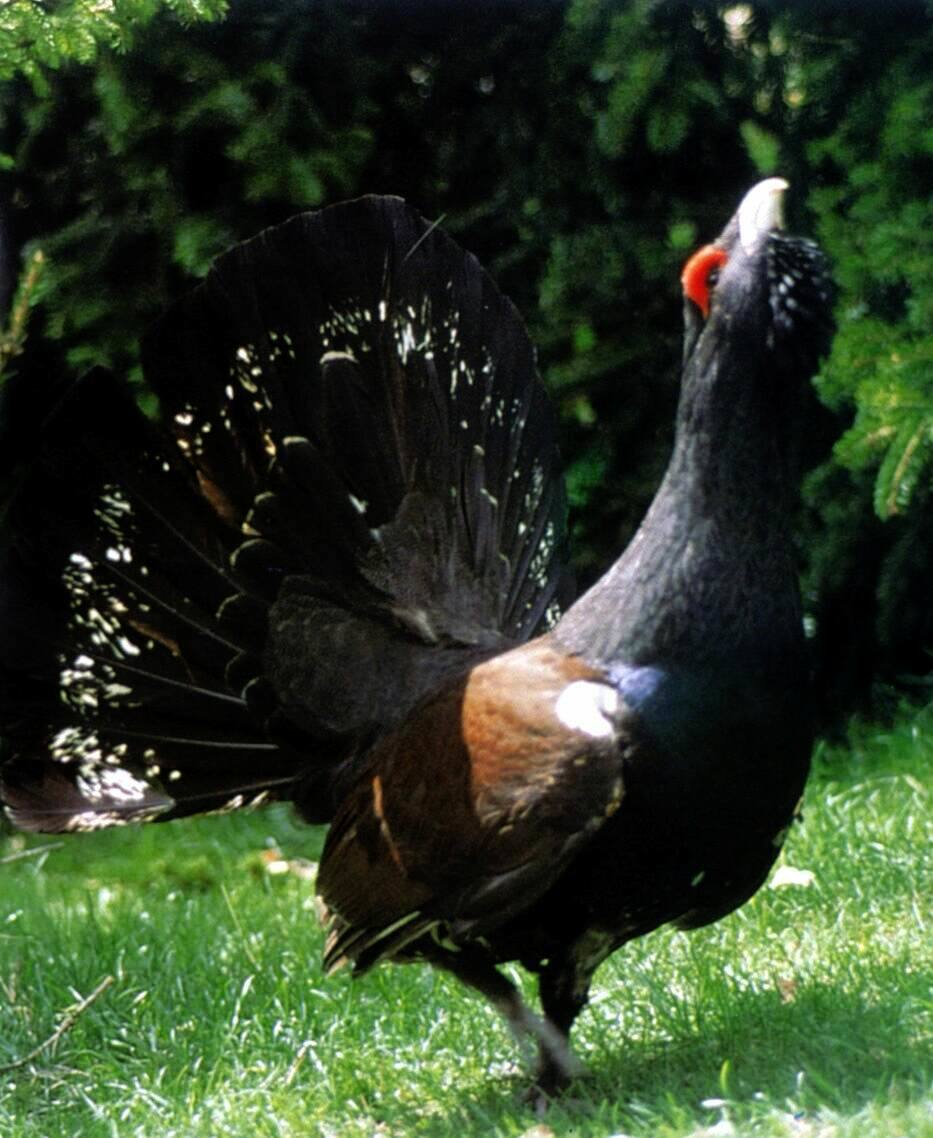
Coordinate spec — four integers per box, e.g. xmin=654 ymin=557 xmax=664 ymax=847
xmin=553 ymin=339 xmax=805 ymax=680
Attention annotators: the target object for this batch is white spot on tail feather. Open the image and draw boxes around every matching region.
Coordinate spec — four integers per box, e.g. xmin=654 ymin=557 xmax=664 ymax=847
xmin=320 ymin=350 xmax=358 ymax=365
xmin=555 ymin=681 xmax=619 ymax=738
xmin=77 ymin=765 xmax=152 ymax=805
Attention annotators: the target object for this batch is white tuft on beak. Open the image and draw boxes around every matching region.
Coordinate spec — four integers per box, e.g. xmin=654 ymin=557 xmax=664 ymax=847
xmin=738 ymin=177 xmax=789 ymax=254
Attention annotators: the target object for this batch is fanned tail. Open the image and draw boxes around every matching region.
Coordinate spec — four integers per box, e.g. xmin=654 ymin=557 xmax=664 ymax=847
xmin=0 ymin=369 xmax=312 ymax=831
xmin=1 ymin=196 xmax=571 ymax=833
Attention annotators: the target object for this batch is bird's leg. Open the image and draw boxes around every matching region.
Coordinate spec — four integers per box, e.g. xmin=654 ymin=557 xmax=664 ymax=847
xmin=436 ymin=951 xmax=581 ymax=1098
xmin=534 ymin=958 xmax=594 ymax=1098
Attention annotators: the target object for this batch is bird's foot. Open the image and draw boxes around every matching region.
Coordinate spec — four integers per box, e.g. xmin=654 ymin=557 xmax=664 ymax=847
xmin=522 ymin=1045 xmax=583 ymax=1115
xmin=523 ymin=1081 xmax=558 ymax=1119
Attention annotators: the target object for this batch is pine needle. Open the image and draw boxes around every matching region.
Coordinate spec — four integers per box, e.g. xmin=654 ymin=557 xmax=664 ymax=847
xmin=0 ymin=975 xmax=114 ymax=1073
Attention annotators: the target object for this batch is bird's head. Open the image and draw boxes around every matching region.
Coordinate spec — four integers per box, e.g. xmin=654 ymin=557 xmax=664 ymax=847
xmin=680 ymin=177 xmax=835 ymax=377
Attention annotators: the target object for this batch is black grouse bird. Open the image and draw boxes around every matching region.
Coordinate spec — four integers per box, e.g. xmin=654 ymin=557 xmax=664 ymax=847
xmin=0 ymin=179 xmax=834 ymax=1096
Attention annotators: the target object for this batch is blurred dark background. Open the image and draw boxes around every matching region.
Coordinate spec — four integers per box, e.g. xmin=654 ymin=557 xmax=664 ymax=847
xmin=0 ymin=0 xmax=930 ymax=732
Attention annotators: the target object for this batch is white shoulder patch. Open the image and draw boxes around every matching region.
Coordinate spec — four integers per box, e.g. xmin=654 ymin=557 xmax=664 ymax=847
xmin=554 ymin=680 xmax=620 ymax=738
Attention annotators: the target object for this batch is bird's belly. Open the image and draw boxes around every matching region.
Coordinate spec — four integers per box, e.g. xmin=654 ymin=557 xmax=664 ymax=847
xmin=578 ymin=746 xmax=809 ymax=938
xmin=492 ymin=736 xmax=810 ymax=970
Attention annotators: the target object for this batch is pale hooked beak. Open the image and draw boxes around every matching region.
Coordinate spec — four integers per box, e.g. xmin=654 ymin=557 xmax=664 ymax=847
xmin=738 ymin=177 xmax=789 ymax=254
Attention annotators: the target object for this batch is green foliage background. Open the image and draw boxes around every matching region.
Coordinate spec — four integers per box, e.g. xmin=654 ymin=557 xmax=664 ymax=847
xmin=0 ymin=0 xmax=930 ymax=727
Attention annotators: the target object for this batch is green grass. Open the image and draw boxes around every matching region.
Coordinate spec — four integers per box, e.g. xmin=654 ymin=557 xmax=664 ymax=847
xmin=1 ymin=709 xmax=930 ymax=1138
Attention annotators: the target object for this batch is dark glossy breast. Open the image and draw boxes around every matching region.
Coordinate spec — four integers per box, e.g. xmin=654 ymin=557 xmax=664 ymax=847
xmin=483 ymin=664 xmax=812 ymax=965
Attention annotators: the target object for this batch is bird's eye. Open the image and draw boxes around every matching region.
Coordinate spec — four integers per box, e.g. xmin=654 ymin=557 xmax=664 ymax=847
xmin=681 ymin=245 xmax=729 ymax=319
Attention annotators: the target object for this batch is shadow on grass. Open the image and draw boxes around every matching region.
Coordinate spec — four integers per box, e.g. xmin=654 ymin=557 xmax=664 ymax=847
xmin=377 ymin=969 xmax=928 ymax=1136
xmin=590 ymin=975 xmax=923 ymax=1097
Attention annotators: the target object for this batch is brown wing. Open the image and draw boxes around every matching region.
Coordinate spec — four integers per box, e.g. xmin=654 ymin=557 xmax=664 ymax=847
xmin=317 ymin=637 xmax=631 ymax=972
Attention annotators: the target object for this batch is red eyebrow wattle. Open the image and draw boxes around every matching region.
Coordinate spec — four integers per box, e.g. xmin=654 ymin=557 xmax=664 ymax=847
xmin=681 ymin=244 xmax=729 ymax=317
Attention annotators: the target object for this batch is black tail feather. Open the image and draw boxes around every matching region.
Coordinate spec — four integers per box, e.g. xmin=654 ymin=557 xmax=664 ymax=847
xmin=0 ymin=369 xmax=312 ymax=832
xmin=2 ymin=196 xmax=571 ymax=833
